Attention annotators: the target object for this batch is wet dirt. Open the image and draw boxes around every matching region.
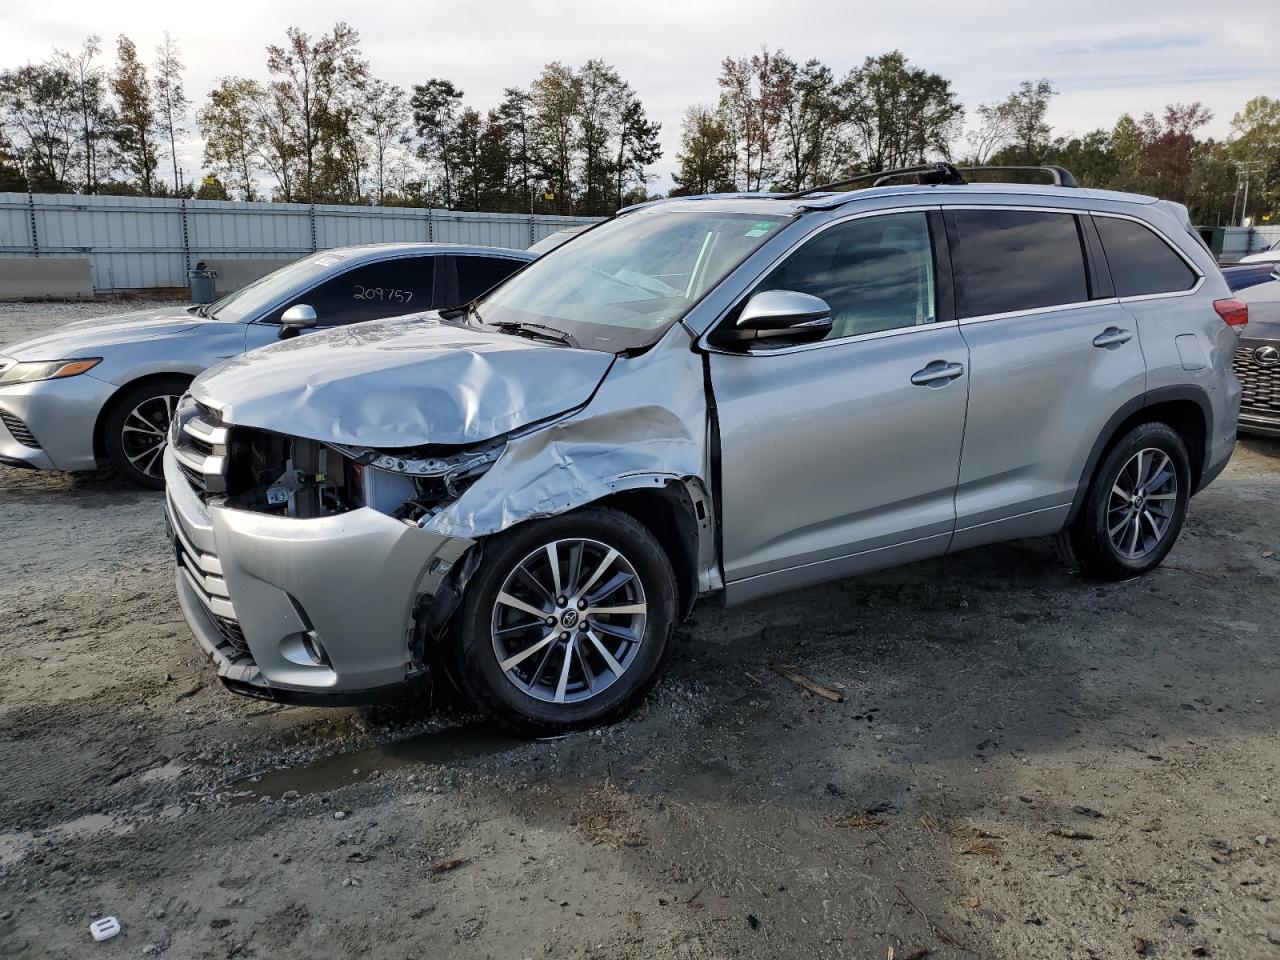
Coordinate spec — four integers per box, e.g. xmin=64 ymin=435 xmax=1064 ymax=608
xmin=2 ymin=301 xmax=1279 ymax=959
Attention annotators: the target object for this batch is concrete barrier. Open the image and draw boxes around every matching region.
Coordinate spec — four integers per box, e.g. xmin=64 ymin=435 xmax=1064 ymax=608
xmin=202 ymin=258 xmax=298 ymax=296
xmin=0 ymin=258 xmax=94 ymax=301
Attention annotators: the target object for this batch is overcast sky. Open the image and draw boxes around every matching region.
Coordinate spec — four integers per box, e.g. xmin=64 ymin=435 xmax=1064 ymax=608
xmin=3 ymin=0 xmax=1277 ymax=192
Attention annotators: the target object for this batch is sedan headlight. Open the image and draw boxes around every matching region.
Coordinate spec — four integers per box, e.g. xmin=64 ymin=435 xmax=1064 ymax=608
xmin=0 ymin=358 xmax=101 ymax=386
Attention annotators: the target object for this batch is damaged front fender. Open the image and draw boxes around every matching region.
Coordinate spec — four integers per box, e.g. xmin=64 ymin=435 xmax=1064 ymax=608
xmin=419 ymin=325 xmax=711 ymax=541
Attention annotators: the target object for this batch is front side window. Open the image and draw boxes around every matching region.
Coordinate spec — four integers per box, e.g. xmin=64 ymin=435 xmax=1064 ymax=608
xmin=269 ymin=257 xmax=435 ymax=326
xmin=1095 ymin=216 xmax=1198 ymax=298
xmin=751 ymin=211 xmax=936 ymax=340
xmin=474 ymin=207 xmax=796 ymax=352
xmin=949 ymin=209 xmax=1089 ymax=318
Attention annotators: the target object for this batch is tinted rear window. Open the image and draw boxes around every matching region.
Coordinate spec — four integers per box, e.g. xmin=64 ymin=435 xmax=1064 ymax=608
xmin=456 ymin=256 xmax=523 ymax=304
xmin=949 ymin=209 xmax=1089 ymax=318
xmin=1095 ymin=216 xmax=1198 ymax=297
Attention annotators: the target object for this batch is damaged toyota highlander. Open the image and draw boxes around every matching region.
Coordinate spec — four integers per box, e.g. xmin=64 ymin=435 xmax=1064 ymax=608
xmin=165 ymin=163 xmax=1244 ymax=732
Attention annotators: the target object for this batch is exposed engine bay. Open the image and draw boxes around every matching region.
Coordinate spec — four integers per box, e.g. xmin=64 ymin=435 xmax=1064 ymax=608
xmin=219 ymin=428 xmax=503 ymax=525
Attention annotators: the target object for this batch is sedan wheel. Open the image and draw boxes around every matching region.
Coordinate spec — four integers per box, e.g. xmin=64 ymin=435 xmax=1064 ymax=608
xmin=102 ymin=377 xmax=190 ymax=490
xmin=120 ymin=394 xmax=179 ymax=481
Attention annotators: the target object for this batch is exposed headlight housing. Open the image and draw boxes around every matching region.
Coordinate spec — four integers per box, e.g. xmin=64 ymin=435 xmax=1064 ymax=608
xmin=0 ymin=358 xmax=101 ymax=385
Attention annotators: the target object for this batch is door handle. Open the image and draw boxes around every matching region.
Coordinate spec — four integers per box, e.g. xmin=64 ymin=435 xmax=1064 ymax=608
xmin=910 ymin=360 xmax=965 ymax=386
xmin=1093 ymin=327 xmax=1133 ymax=348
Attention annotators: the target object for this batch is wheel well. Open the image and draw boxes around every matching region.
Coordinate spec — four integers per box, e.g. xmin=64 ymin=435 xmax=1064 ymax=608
xmin=594 ymin=485 xmax=701 ymax=620
xmin=1114 ymin=399 xmax=1207 ymax=490
xmin=92 ymin=372 xmax=193 ymax=459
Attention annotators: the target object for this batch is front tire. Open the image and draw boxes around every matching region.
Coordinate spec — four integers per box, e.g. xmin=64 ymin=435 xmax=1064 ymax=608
xmin=102 ymin=377 xmax=189 ymax=490
xmin=450 ymin=506 xmax=678 ymax=733
xmin=1064 ymin=421 xmax=1191 ymax=580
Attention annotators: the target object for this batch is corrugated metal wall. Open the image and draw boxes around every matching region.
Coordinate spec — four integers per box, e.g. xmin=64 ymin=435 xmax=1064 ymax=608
xmin=0 ymin=193 xmax=597 ymax=291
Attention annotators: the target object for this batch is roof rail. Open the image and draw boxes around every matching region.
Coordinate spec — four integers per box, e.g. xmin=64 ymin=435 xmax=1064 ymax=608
xmin=780 ymin=163 xmax=963 ymax=199
xmin=780 ymin=162 xmax=1080 ymax=200
xmin=956 ymin=165 xmax=1079 ymax=188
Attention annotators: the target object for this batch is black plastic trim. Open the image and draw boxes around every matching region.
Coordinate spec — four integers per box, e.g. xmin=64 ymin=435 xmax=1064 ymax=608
xmin=1067 ymin=385 xmax=1215 ymax=525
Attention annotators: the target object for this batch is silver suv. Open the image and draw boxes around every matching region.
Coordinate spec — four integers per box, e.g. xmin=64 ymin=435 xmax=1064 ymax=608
xmin=164 ymin=164 xmax=1245 ymax=732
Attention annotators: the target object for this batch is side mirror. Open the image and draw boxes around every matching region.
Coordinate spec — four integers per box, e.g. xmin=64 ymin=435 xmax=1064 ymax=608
xmin=714 ymin=290 xmax=833 ymax=346
xmin=279 ymin=303 xmax=318 ymax=339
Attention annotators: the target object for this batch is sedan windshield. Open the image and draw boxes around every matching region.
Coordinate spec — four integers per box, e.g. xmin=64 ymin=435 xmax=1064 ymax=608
xmin=475 ymin=207 xmax=794 ymax=351
xmin=203 ymin=251 xmax=351 ymax=324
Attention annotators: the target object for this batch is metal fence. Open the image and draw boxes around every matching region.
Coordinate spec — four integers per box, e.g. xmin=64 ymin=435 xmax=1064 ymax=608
xmin=1219 ymin=224 xmax=1280 ymax=261
xmin=0 ymin=193 xmax=597 ymax=292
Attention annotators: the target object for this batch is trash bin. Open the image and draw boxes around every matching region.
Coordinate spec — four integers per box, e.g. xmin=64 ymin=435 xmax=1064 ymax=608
xmin=187 ymin=265 xmax=218 ymax=304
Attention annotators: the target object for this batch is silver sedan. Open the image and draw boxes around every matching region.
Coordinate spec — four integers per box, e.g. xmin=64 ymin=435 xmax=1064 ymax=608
xmin=0 ymin=243 xmax=533 ymax=487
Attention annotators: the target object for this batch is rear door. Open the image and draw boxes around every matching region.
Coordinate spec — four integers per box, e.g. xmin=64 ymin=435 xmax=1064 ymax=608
xmin=707 ymin=209 xmax=971 ymax=604
xmin=947 ymin=206 xmax=1147 ymax=550
xmin=444 ymin=254 xmax=528 ymax=309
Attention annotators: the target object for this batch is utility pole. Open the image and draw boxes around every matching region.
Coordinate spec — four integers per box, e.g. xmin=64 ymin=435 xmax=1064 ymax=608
xmin=1234 ymin=159 xmax=1266 ymax=228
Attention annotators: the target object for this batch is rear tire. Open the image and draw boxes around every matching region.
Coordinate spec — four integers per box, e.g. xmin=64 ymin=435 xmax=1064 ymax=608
xmin=450 ymin=506 xmax=678 ymax=734
xmin=1064 ymin=421 xmax=1191 ymax=580
xmin=102 ymin=377 xmax=189 ymax=490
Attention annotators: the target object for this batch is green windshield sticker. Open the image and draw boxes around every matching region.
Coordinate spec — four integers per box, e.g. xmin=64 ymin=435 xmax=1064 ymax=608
xmin=744 ymin=221 xmax=776 ymax=237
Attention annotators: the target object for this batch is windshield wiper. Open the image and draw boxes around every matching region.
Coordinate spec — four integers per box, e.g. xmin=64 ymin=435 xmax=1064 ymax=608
xmin=492 ymin=320 xmax=580 ymax=349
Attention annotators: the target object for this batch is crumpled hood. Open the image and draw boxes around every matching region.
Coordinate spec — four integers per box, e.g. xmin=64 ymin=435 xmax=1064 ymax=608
xmin=191 ymin=313 xmax=615 ymax=448
xmin=1 ymin=306 xmax=203 ymax=360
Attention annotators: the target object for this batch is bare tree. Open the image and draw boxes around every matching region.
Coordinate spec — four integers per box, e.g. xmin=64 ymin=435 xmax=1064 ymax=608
xmin=153 ymin=33 xmax=189 ymax=193
xmin=52 ymin=36 xmax=110 ymax=191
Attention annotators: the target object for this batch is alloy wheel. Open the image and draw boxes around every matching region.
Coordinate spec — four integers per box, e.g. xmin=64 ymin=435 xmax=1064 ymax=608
xmin=490 ymin=538 xmax=648 ymax=704
xmin=120 ymin=394 xmax=179 ymax=480
xmin=1106 ymin=447 xmax=1178 ymax=561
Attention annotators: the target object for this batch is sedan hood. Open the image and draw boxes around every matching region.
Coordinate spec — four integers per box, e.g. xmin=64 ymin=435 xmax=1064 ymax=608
xmin=191 ymin=314 xmax=615 ymax=448
xmin=1 ymin=306 xmax=203 ymax=360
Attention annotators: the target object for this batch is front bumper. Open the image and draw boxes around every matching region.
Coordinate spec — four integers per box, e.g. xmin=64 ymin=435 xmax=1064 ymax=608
xmin=0 ymin=373 xmax=114 ymax=471
xmin=164 ymin=447 xmax=473 ymax=703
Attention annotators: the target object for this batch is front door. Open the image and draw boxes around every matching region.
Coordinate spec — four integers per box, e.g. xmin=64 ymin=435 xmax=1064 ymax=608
xmin=242 ymin=255 xmax=440 ymax=352
xmin=706 ymin=210 xmax=970 ymax=605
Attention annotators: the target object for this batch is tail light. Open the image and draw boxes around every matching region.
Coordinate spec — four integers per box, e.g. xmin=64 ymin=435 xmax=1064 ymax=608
xmin=1213 ymin=298 xmax=1249 ymax=331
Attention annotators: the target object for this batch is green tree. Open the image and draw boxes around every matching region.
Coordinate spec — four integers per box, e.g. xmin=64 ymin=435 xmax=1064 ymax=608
xmin=531 ymin=62 xmax=580 ymax=213
xmin=198 ymin=76 xmax=263 ymax=200
xmin=266 ymin=22 xmax=369 ymax=202
xmin=672 ymin=105 xmax=734 ymax=195
xmin=410 ymin=78 xmax=464 ymax=206
xmin=153 ymin=32 xmax=189 ymax=194
xmin=775 ymin=55 xmax=845 ymax=190
xmin=840 ymin=51 xmax=962 ymax=172
xmin=576 ymin=59 xmax=624 ymax=215
xmin=615 ymin=92 xmax=660 ymax=208
xmin=0 ymin=63 xmax=80 ymax=191
xmin=110 ymin=35 xmax=160 ymax=195
xmin=498 ymin=86 xmax=534 ymax=212
xmin=1229 ymin=96 xmax=1280 ymax=221
xmin=194 ymin=173 xmax=229 ymax=199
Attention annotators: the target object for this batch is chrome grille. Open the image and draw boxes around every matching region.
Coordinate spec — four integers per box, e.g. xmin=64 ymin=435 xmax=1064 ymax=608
xmin=167 ymin=493 xmax=252 ymax=664
xmin=0 ymin=409 xmax=40 ymax=448
xmin=1234 ymin=344 xmax=1280 ymax=419
xmin=171 ymin=400 xmax=229 ymax=496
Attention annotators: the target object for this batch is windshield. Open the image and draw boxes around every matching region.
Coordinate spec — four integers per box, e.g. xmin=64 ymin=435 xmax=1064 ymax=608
xmin=475 ymin=207 xmax=794 ymax=351
xmin=203 ymin=251 xmax=351 ymax=323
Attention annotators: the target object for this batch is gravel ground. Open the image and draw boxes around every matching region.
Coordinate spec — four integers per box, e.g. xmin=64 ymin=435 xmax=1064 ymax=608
xmin=1 ymin=300 xmax=1279 ymax=960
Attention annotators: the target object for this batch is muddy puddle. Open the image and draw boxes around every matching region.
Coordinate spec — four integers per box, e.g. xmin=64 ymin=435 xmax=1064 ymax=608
xmin=229 ymin=722 xmax=528 ymax=803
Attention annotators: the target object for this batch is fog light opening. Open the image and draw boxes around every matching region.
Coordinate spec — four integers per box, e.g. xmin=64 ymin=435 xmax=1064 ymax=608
xmin=301 ymin=630 xmax=331 ymax=667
